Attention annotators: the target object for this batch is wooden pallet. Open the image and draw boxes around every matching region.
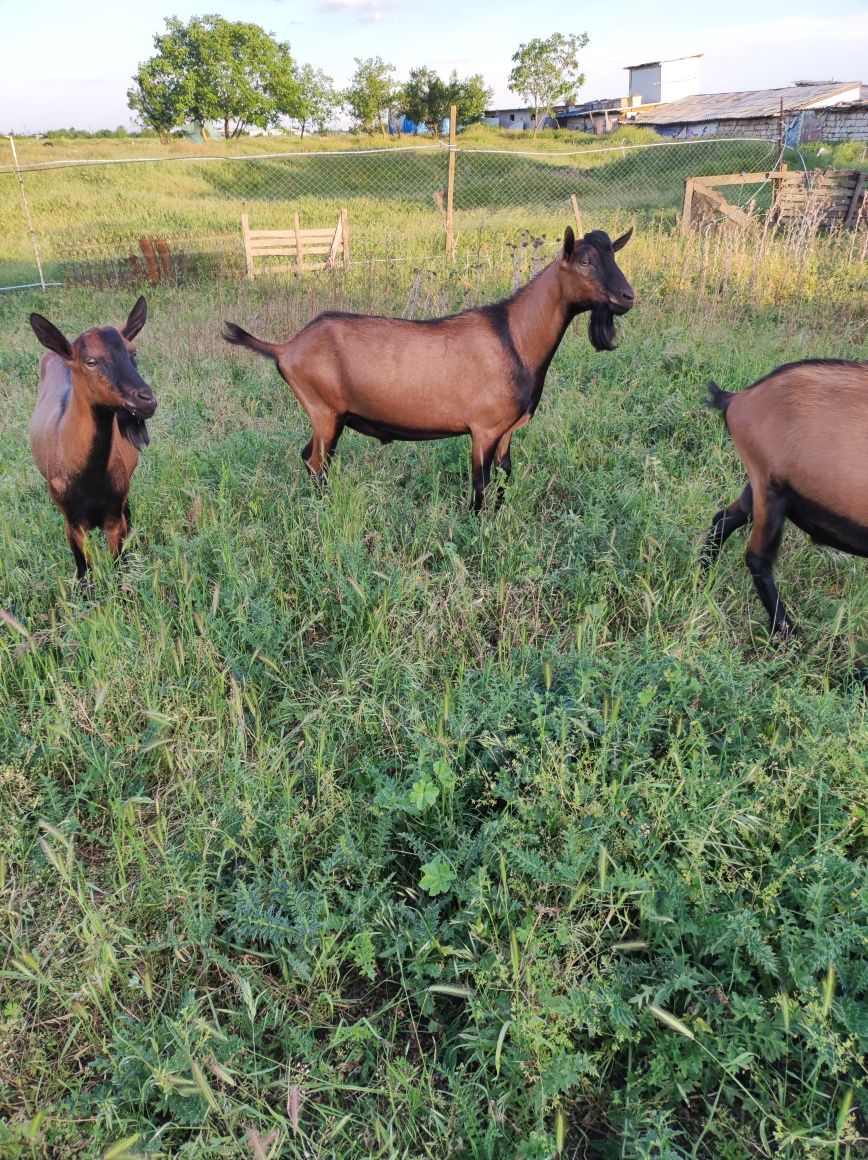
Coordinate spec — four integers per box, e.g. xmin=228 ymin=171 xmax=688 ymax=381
xmin=242 ymin=209 xmax=349 ymax=278
xmin=681 ymin=169 xmax=865 ymax=233
xmin=772 ymin=170 xmax=865 ymax=227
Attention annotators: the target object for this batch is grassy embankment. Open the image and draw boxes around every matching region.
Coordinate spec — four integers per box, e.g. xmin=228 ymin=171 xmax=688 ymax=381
xmin=0 ymin=143 xmax=866 ymax=1158
xmin=1 ymin=128 xmax=787 ymax=285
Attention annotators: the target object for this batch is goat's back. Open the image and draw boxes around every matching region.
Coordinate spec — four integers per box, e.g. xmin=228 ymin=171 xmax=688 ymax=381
xmin=725 ymin=359 xmax=868 ymax=521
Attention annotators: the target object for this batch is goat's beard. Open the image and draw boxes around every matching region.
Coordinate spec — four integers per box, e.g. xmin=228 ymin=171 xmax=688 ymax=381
xmin=588 ymin=306 xmax=618 ymax=352
xmin=117 ymin=411 xmax=150 ymax=450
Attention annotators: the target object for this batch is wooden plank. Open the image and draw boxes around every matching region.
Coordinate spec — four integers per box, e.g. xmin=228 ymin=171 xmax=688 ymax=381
xmin=327 ymin=215 xmax=341 ymax=268
xmin=845 ymin=172 xmax=866 ymax=227
xmin=681 ymin=178 xmax=695 ymax=235
xmin=570 ymin=193 xmax=583 ymax=236
xmin=241 ymin=212 xmax=255 ymax=279
xmin=445 ymin=105 xmax=456 ymax=259
xmin=341 ymin=206 xmax=349 ymax=265
xmin=699 ymin=170 xmax=788 ymax=188
xmin=249 ymin=228 xmax=336 ymax=239
xmin=294 ymin=212 xmax=303 ymax=273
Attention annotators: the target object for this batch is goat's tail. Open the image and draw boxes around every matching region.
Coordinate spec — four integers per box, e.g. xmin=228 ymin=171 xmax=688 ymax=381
xmin=222 ymin=321 xmax=280 ymax=360
xmin=705 ymin=380 xmax=733 ymax=416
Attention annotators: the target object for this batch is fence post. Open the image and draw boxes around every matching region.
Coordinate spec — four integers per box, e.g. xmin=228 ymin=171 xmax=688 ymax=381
xmin=8 ymin=136 xmax=46 ymax=291
xmin=445 ymin=105 xmax=457 ymax=260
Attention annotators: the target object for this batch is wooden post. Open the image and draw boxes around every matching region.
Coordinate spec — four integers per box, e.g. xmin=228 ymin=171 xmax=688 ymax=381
xmin=8 ymin=135 xmax=46 ymax=291
xmin=570 ymin=194 xmax=583 ymax=237
xmin=241 ymin=212 xmax=255 ymax=279
xmin=771 ymin=161 xmax=787 ymax=219
xmin=445 ymin=104 xmax=457 ymax=260
xmin=341 ymin=206 xmax=350 ymax=264
xmin=293 ymin=212 xmax=303 ymax=274
xmin=681 ymin=178 xmax=695 ymax=234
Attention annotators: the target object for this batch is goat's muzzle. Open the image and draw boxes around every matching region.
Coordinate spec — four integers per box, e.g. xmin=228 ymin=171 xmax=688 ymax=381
xmin=126 ymin=389 xmax=157 ymax=419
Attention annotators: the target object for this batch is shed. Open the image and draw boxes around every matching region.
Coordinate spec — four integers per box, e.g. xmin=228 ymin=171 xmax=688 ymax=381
xmin=634 ymin=81 xmax=864 ymax=141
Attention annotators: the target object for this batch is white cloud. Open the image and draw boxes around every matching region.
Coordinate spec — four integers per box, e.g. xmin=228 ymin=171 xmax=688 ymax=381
xmin=319 ymin=0 xmax=386 ymax=21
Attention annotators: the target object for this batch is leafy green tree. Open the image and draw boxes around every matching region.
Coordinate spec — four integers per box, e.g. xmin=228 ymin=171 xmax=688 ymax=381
xmin=450 ymin=71 xmax=493 ymax=127
xmin=399 ymin=68 xmax=492 ymax=135
xmin=508 ymin=32 xmax=589 ymax=136
xmin=343 ymin=57 xmax=398 ymax=136
xmin=400 ymin=67 xmax=442 ymax=133
xmin=294 ymin=65 xmax=338 ymax=138
xmin=127 ymin=56 xmax=187 ymax=143
xmin=128 ymin=15 xmax=301 ymax=140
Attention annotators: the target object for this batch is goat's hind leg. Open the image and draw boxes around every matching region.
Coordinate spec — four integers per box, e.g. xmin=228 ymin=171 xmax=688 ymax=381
xmin=469 ymin=432 xmax=499 ymax=514
xmin=301 ymin=412 xmax=345 ymax=485
xmin=745 ymin=487 xmax=793 ymax=636
xmin=701 ymin=483 xmax=752 ymax=569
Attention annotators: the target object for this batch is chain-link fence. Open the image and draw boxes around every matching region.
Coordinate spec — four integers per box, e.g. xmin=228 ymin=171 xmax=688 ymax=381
xmin=0 ymin=133 xmax=814 ymax=291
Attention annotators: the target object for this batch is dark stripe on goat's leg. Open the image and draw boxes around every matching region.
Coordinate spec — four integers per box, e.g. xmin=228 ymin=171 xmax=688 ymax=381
xmin=745 ymin=490 xmax=793 ymax=635
xmin=701 ymin=484 xmax=752 ymax=569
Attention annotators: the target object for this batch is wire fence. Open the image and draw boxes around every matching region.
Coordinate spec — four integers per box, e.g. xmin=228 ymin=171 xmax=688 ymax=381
xmin=0 ymin=133 xmax=827 ymax=292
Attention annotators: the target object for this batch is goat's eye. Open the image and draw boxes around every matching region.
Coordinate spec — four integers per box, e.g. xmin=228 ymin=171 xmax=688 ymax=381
xmin=85 ymin=357 xmax=98 ymax=367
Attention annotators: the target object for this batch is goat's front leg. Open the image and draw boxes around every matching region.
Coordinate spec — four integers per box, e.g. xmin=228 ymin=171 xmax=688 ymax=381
xmin=701 ymin=483 xmax=753 ymax=570
xmin=65 ymin=521 xmax=90 ymax=580
xmin=105 ymin=509 xmax=131 ymax=560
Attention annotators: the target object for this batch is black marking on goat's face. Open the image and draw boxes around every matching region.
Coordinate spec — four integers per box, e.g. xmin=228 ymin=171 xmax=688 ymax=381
xmin=73 ymin=327 xmax=157 ymax=421
xmin=560 ymin=228 xmax=635 ymax=352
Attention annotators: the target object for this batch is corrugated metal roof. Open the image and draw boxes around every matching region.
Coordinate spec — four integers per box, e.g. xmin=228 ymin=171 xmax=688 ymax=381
xmin=635 ymin=82 xmax=860 ymax=124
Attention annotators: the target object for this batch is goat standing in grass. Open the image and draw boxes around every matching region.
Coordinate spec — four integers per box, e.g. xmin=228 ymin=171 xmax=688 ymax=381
xmin=703 ymin=359 xmax=868 ymax=635
xmin=29 ymin=297 xmax=156 ymax=579
xmin=224 ymin=226 xmax=634 ymax=511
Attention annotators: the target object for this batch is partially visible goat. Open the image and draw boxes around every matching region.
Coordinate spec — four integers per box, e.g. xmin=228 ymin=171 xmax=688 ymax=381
xmin=702 ymin=358 xmax=868 ymax=634
xmin=29 ymin=297 xmax=156 ymax=577
xmin=224 ymin=226 xmax=634 ymax=510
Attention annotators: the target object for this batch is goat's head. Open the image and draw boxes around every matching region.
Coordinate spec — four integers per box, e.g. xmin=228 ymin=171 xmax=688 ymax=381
xmin=30 ymin=297 xmax=157 ymax=422
xmin=558 ymin=227 xmax=634 ymax=351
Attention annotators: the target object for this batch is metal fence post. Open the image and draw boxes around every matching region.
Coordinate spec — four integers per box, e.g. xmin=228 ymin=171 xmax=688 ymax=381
xmin=445 ymin=105 xmax=457 ymax=260
xmin=8 ymin=136 xmax=46 ymax=291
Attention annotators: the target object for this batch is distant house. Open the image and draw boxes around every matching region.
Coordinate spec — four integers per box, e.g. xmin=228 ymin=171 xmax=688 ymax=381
xmin=626 ymin=55 xmax=703 ymax=106
xmin=633 ymin=81 xmax=865 ymax=141
xmin=483 ymin=107 xmax=544 ymax=131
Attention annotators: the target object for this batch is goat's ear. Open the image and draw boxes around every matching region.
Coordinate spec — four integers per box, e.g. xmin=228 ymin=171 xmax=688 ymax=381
xmin=29 ymin=313 xmax=72 ymax=360
xmin=562 ymin=227 xmax=575 ymax=259
xmin=122 ymin=296 xmax=147 ymax=340
xmin=611 ymin=226 xmax=633 ymax=252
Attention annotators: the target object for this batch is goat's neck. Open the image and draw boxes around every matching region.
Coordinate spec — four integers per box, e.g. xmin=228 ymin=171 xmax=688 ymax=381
xmin=63 ymin=375 xmax=115 ymax=473
xmin=506 ymin=263 xmax=575 ymax=372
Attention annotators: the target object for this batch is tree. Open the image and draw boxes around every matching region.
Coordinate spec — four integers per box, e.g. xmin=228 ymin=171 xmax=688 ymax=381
xmin=127 ymin=57 xmax=187 ymax=143
xmin=343 ymin=57 xmax=398 ymax=136
xmin=508 ymin=32 xmax=589 ymax=136
xmin=399 ymin=68 xmax=492 ymax=135
xmin=295 ymin=65 xmax=338 ymax=138
xmin=128 ymin=15 xmax=302 ymax=140
xmin=450 ymin=71 xmax=493 ymax=127
xmin=400 ymin=67 xmax=441 ymax=133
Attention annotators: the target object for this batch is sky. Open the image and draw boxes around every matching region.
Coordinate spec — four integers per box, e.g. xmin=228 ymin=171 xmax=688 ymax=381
xmin=1 ymin=0 xmax=866 ymax=132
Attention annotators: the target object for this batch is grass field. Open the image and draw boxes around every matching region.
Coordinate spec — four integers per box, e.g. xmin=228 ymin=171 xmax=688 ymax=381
xmin=0 ymin=213 xmax=867 ymax=1157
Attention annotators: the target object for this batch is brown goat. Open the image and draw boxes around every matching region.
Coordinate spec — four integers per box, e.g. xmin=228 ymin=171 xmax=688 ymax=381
xmin=702 ymin=358 xmax=868 ymax=634
xmin=223 ymin=226 xmax=634 ymax=510
xmin=29 ymin=297 xmax=156 ymax=578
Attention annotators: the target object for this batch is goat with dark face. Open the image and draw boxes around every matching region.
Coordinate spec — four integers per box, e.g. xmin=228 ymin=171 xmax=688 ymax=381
xmin=28 ymin=297 xmax=156 ymax=578
xmin=702 ymin=358 xmax=868 ymax=637
xmin=224 ymin=226 xmax=634 ymax=511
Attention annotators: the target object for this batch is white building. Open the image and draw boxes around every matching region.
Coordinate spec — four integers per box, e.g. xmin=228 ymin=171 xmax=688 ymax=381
xmin=626 ymin=55 xmax=703 ymax=106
